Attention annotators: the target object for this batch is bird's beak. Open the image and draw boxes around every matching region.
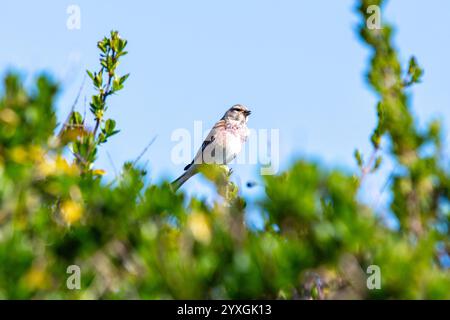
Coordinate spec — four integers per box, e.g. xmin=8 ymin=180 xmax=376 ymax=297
xmin=244 ymin=110 xmax=252 ymax=116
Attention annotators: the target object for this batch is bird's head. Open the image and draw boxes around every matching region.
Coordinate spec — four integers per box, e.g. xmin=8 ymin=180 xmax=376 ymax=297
xmin=223 ymin=104 xmax=251 ymax=124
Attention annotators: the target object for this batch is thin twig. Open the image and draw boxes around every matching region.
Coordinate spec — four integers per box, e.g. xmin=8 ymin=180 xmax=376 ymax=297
xmin=106 ymin=150 xmax=119 ymax=179
xmin=133 ymin=135 xmax=158 ymax=166
xmin=73 ymin=150 xmax=87 ymax=166
xmin=374 ymin=165 xmax=397 ymax=212
xmin=57 ymin=74 xmax=86 ymax=137
xmin=359 ymin=147 xmax=379 ymax=184
xmin=83 ymin=96 xmax=87 ymax=123
xmin=93 ymin=50 xmax=115 ymax=139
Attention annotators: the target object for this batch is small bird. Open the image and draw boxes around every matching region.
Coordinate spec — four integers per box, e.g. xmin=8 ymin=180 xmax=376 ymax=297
xmin=172 ymin=104 xmax=251 ymax=190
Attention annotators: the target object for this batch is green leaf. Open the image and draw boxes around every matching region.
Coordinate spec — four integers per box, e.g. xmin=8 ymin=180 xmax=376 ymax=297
xmin=70 ymin=111 xmax=83 ymax=125
xmin=97 ymin=41 xmax=107 ymax=53
xmin=371 ymin=130 xmax=381 ymax=148
xmin=371 ymin=156 xmax=383 ymax=172
xmin=90 ymin=95 xmax=104 ymax=114
xmin=86 ymin=70 xmax=95 ymax=81
xmin=354 ymin=149 xmax=364 ymax=168
xmin=407 ymin=56 xmax=424 ymax=84
xmin=104 ymin=119 xmax=116 ymax=136
xmin=98 ymin=132 xmax=107 ymax=144
xmin=117 ymin=51 xmax=128 ymax=58
xmin=118 ymin=39 xmax=127 ymax=52
xmin=119 ymin=74 xmax=130 ymax=85
xmin=112 ymin=77 xmax=124 ymax=92
xmin=94 ymin=70 xmax=103 ymax=88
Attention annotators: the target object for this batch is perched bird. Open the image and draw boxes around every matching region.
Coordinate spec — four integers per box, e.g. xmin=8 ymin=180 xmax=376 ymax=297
xmin=172 ymin=104 xmax=251 ymax=190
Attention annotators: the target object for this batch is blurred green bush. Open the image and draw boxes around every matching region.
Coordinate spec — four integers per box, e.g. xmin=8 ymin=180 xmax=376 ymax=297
xmin=0 ymin=1 xmax=448 ymax=299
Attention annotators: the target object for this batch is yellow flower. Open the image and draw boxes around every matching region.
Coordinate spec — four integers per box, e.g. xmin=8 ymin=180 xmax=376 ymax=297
xmin=23 ymin=266 xmax=49 ymax=290
xmin=29 ymin=145 xmax=45 ymax=162
xmin=61 ymin=200 xmax=83 ymax=225
xmin=9 ymin=146 xmax=28 ymax=163
xmin=0 ymin=108 xmax=19 ymax=125
xmin=55 ymin=155 xmax=78 ymax=176
xmin=92 ymin=169 xmax=106 ymax=176
xmin=37 ymin=159 xmax=55 ymax=177
xmin=37 ymin=155 xmax=79 ymax=177
xmin=188 ymin=212 xmax=211 ymax=244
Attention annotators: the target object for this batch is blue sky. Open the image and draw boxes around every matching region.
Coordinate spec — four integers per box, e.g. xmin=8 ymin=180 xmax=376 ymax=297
xmin=1 ymin=1 xmax=449 ymax=224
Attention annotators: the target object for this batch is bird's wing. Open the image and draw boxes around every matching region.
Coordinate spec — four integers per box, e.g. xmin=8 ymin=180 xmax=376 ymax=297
xmin=183 ymin=120 xmax=225 ymax=171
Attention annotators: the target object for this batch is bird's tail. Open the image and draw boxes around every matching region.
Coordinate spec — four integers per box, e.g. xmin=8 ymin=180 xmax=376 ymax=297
xmin=171 ymin=166 xmax=198 ymax=191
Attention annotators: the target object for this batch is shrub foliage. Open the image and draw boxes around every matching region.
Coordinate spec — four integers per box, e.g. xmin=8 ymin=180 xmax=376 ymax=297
xmin=0 ymin=0 xmax=448 ymax=299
